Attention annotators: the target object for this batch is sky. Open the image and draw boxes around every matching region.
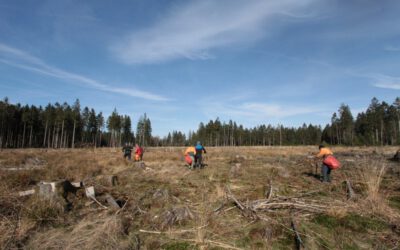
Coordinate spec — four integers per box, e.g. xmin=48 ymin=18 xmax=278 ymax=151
xmin=0 ymin=0 xmax=399 ymax=136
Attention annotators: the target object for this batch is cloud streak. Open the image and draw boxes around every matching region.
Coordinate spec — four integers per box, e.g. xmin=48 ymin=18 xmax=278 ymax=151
xmin=112 ymin=0 xmax=316 ymax=64
xmin=370 ymin=73 xmax=400 ymax=90
xmin=384 ymin=45 xmax=400 ymax=52
xmin=202 ymin=101 xmax=320 ymax=122
xmin=0 ymin=43 xmax=169 ymax=101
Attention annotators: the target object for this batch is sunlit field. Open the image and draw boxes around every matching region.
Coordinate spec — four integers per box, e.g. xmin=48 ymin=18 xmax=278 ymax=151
xmin=1 ymin=146 xmax=399 ymax=249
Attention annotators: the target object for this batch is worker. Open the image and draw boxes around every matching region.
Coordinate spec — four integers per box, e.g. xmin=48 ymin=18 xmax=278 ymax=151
xmin=184 ymin=146 xmax=196 ymax=169
xmin=194 ymin=141 xmax=206 ymax=168
xmin=122 ymin=143 xmax=133 ymax=161
xmin=135 ymin=144 xmax=144 ymax=161
xmin=316 ymin=145 xmax=334 ymax=183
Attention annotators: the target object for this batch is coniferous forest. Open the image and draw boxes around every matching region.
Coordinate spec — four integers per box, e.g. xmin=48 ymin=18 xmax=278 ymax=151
xmin=0 ymin=97 xmax=399 ymax=148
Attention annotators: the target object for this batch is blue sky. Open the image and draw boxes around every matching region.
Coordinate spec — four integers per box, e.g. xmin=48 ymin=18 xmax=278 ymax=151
xmin=0 ymin=0 xmax=399 ymax=136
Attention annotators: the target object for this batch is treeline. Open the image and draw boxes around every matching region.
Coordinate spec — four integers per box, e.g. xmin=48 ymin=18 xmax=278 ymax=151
xmin=0 ymin=98 xmax=152 ymax=148
xmin=159 ymin=97 xmax=400 ymax=147
xmin=1 ymin=97 xmax=399 ymax=148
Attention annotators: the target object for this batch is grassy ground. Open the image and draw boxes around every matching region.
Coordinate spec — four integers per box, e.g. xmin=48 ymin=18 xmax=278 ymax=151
xmin=0 ymin=146 xmax=399 ymax=249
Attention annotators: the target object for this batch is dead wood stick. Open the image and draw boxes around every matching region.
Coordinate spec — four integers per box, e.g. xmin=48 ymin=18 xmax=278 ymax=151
xmin=291 ymin=218 xmax=305 ymax=250
xmin=226 ymin=186 xmax=245 ymax=210
xmin=213 ymin=202 xmax=225 ymax=213
xmin=254 ymin=201 xmax=327 ymax=208
xmin=89 ymin=196 xmax=108 ymax=209
xmin=346 ymin=179 xmax=356 ymax=200
xmin=265 ymin=180 xmax=273 ymax=201
xmin=139 ymin=225 xmax=208 ymax=235
xmin=254 ymin=202 xmax=326 ymax=211
xmin=223 ymin=206 xmax=236 ymax=212
xmin=226 ymin=186 xmax=259 ymax=220
xmin=204 ymin=240 xmax=244 ymax=250
xmin=116 ymin=199 xmax=129 ymax=215
xmin=18 ymin=189 xmax=35 ymax=197
xmin=139 ymin=229 xmax=162 ymax=234
xmin=184 ymin=239 xmax=244 ymax=250
xmin=137 ymin=205 xmax=147 ymax=214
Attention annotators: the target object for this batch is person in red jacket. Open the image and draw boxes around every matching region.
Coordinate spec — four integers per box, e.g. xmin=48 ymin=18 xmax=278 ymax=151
xmin=135 ymin=144 xmax=144 ymax=161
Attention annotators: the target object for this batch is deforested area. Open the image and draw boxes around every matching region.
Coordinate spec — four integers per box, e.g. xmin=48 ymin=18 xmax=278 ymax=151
xmin=1 ymin=146 xmax=399 ymax=249
xmin=2 ymin=1 xmax=400 ymax=249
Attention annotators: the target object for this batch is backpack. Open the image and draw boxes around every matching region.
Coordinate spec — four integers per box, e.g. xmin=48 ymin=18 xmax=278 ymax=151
xmin=185 ymin=155 xmax=193 ymax=165
xmin=323 ymin=155 xmax=341 ymax=170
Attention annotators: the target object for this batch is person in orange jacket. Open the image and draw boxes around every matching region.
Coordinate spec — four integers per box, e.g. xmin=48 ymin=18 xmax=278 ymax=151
xmin=184 ymin=146 xmax=196 ymax=169
xmin=316 ymin=145 xmax=333 ymax=183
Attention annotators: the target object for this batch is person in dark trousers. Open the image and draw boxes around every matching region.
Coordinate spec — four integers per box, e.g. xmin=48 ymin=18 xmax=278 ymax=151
xmin=194 ymin=141 xmax=206 ymax=168
xmin=316 ymin=145 xmax=333 ymax=183
xmin=122 ymin=143 xmax=133 ymax=160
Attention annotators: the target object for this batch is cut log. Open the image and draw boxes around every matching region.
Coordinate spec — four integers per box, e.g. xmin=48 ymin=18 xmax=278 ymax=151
xmin=38 ymin=183 xmax=54 ymax=199
xmin=85 ymin=186 xmax=95 ymax=198
xmin=71 ymin=181 xmax=83 ymax=188
xmin=40 ymin=181 xmax=57 ymax=192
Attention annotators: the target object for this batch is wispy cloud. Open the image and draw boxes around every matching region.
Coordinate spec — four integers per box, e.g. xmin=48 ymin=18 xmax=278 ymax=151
xmin=111 ymin=0 xmax=317 ymax=64
xmin=0 ymin=43 xmax=169 ymax=101
xmin=370 ymin=73 xmax=400 ymax=90
xmin=384 ymin=45 xmax=400 ymax=52
xmin=202 ymin=101 xmax=320 ymax=122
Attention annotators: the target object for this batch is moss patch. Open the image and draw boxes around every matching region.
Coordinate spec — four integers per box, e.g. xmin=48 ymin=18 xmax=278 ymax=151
xmin=312 ymin=213 xmax=387 ymax=233
xmin=389 ymin=196 xmax=400 ymax=211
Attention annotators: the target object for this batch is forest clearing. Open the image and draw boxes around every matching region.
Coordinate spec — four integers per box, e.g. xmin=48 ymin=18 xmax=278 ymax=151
xmin=1 ymin=146 xmax=400 ymax=249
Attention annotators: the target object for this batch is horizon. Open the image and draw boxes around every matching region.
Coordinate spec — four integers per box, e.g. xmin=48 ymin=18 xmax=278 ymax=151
xmin=1 ymin=0 xmax=400 ymax=137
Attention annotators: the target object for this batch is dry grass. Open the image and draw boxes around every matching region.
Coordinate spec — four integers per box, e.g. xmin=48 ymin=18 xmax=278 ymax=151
xmin=361 ymin=160 xmax=387 ymax=201
xmin=26 ymin=214 xmax=128 ymax=250
xmin=0 ymin=146 xmax=399 ymax=249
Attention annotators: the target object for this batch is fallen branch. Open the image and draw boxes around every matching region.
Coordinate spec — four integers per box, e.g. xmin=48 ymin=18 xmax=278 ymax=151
xmin=213 ymin=202 xmax=225 ymax=213
xmin=185 ymin=239 xmax=244 ymax=250
xmin=85 ymin=186 xmax=107 ymax=209
xmin=139 ymin=229 xmax=162 ymax=234
xmin=291 ymin=218 xmax=305 ymax=250
xmin=223 ymin=206 xmax=236 ymax=212
xmin=226 ymin=186 xmax=245 ymax=210
xmin=89 ymin=196 xmax=108 ymax=209
xmin=346 ymin=180 xmax=356 ymax=200
xmin=116 ymin=199 xmax=129 ymax=215
xmin=139 ymin=224 xmax=208 ymax=235
xmin=265 ymin=180 xmax=273 ymax=201
xmin=226 ymin=186 xmax=258 ymax=220
xmin=252 ymin=202 xmax=326 ymax=212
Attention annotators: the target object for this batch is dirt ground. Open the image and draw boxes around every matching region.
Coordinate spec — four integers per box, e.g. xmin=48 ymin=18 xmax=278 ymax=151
xmin=0 ymin=146 xmax=399 ymax=249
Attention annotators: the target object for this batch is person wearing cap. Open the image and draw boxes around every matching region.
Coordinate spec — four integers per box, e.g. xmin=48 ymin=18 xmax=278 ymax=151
xmin=316 ymin=145 xmax=333 ymax=182
xmin=122 ymin=143 xmax=133 ymax=160
xmin=194 ymin=141 xmax=207 ymax=168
